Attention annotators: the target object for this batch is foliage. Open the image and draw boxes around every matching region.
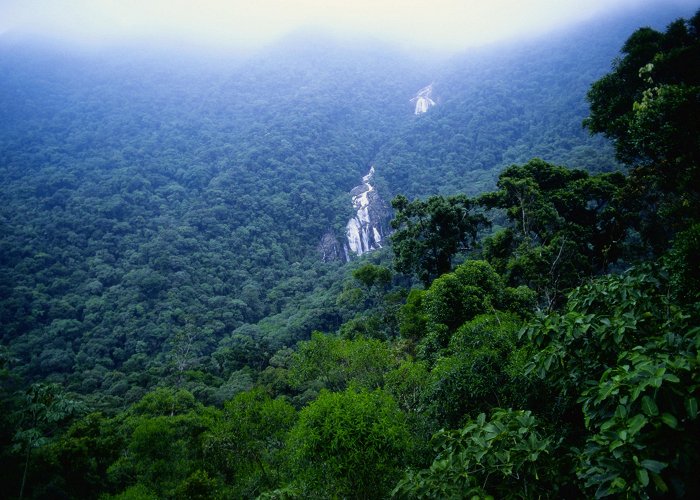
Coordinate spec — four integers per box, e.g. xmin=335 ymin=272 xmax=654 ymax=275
xmin=286 ymin=388 xmax=412 ymax=499
xmin=578 ymin=342 xmax=700 ymax=497
xmin=423 ymin=313 xmax=531 ymax=427
xmin=585 ymin=10 xmax=700 ymax=249
xmin=0 ymin=6 xmax=635 ymax=405
xmin=203 ymin=388 xmax=296 ymax=497
xmin=398 ymin=289 xmax=428 ymax=344
xmin=104 ymin=388 xmax=221 ymax=498
xmin=525 ymin=269 xmax=679 ymax=394
xmin=385 ymin=360 xmax=430 ymax=415
xmin=1 ymin=7 xmax=699 ymax=499
xmin=405 ymin=260 xmax=535 ymax=366
xmin=480 ymin=159 xmax=626 ymax=308
xmin=393 ymin=409 xmax=557 ymax=499
xmin=288 ymin=332 xmax=395 ymax=398
xmin=423 ymin=260 xmax=504 ymax=332
xmin=11 ymin=383 xmax=84 ymax=499
xmin=172 ymin=470 xmax=226 ymax=500
xmin=390 ymin=194 xmax=489 ymax=285
xmin=352 ymin=263 xmax=393 ymax=290
xmin=374 ymin=11 xmax=633 ymax=200
xmin=0 ymin=39 xmax=423 ymax=400
xmin=525 ymin=268 xmax=700 ymax=497
xmin=335 ymin=261 xmax=405 ymax=340
xmin=668 ymin=222 xmax=700 ymax=304
xmin=41 ymin=412 xmax=123 ymax=500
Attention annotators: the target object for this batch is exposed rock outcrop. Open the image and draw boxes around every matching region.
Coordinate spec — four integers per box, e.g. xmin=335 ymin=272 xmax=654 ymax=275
xmin=318 ymin=231 xmax=345 ymax=262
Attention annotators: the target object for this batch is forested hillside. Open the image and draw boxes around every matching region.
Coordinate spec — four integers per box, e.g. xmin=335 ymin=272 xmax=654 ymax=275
xmin=1 ymin=3 xmax=699 ymax=499
xmin=0 ymin=36 xmax=429 ymax=401
xmin=1 ymin=6 xmax=679 ymax=399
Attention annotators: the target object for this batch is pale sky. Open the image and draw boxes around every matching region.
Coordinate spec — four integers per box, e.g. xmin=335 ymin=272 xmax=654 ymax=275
xmin=0 ymin=0 xmax=695 ymax=51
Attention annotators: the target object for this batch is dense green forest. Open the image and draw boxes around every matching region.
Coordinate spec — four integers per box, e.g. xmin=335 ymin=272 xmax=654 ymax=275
xmin=0 ymin=7 xmax=668 ymax=401
xmin=1 ymin=3 xmax=699 ymax=499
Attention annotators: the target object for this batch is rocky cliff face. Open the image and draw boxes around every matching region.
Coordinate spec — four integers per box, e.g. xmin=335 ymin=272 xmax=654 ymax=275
xmin=411 ymin=84 xmax=436 ymax=115
xmin=316 ymin=166 xmax=390 ymax=262
xmin=317 ymin=231 xmax=345 ymax=262
xmin=344 ymin=166 xmax=390 ymax=260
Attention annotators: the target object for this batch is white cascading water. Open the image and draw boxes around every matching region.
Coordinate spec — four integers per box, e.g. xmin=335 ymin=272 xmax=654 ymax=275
xmin=345 ymin=166 xmax=383 ymax=259
xmin=411 ymin=84 xmax=436 ymax=115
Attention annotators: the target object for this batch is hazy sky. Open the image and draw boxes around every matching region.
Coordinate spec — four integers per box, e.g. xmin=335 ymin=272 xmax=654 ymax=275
xmin=0 ymin=0 xmax=695 ymax=51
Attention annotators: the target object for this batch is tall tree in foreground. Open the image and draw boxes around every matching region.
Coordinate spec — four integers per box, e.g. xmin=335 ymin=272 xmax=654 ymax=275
xmin=524 ymin=268 xmax=700 ymax=497
xmin=390 ymin=194 xmax=488 ymax=286
xmin=12 ymin=383 xmax=83 ymax=499
xmin=479 ymin=159 xmax=626 ymax=309
xmin=585 ymin=10 xmax=700 ymax=251
xmin=285 ymin=389 xmax=412 ymax=499
xmin=393 ymin=409 xmax=557 ymax=499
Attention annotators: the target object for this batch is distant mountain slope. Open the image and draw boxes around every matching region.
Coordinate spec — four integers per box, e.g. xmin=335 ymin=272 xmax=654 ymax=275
xmin=0 ymin=2 xmax=693 ymax=397
xmin=0 ymin=38 xmax=427 ymax=395
xmin=373 ymin=3 xmax=694 ymax=199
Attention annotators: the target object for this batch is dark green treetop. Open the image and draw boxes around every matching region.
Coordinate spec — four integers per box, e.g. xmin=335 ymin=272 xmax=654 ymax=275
xmin=390 ymin=194 xmax=489 ymax=286
xmin=585 ymin=9 xmax=700 ymax=248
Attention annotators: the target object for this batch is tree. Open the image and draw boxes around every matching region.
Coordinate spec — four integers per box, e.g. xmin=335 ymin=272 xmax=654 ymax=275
xmin=423 ymin=260 xmax=505 ymax=333
xmin=286 ymin=388 xmax=412 ymax=499
xmin=169 ymin=323 xmax=202 ymax=384
xmin=106 ymin=388 xmax=220 ymax=498
xmin=406 ymin=260 xmax=535 ymax=362
xmin=390 ymin=194 xmax=489 ymax=286
xmin=393 ymin=409 xmax=557 ymax=499
xmin=351 ymin=263 xmax=392 ymax=291
xmin=398 ymin=289 xmax=428 ymax=345
xmin=425 ymin=313 xmax=530 ymax=428
xmin=524 ymin=267 xmax=700 ymax=497
xmin=288 ymin=332 xmax=394 ymax=396
xmin=335 ymin=263 xmax=399 ymax=340
xmin=668 ymin=223 xmax=700 ymax=304
xmin=203 ymin=388 xmax=296 ymax=496
xmin=12 ymin=383 xmax=83 ymax=499
xmin=479 ymin=159 xmax=625 ymax=308
xmin=43 ymin=412 xmax=123 ymax=500
xmin=585 ymin=10 xmax=700 ymax=250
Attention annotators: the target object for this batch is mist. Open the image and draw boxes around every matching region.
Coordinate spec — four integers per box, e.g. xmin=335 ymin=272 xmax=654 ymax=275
xmin=1 ymin=0 xmax=696 ymax=53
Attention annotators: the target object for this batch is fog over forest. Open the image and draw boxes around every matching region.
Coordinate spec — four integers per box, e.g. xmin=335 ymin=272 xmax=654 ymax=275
xmin=2 ymin=0 xmax=695 ymax=51
xmin=1 ymin=1 xmax=699 ymax=499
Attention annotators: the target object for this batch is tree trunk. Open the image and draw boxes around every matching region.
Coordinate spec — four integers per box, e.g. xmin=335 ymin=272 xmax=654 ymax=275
xmin=19 ymin=441 xmax=32 ymax=499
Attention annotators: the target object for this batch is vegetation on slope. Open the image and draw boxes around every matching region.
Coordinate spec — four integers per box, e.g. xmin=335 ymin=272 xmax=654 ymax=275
xmin=1 ymin=6 xmax=699 ymax=499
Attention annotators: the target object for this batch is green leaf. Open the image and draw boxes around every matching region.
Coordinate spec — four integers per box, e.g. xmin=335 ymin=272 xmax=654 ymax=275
xmin=609 ymin=440 xmax=624 ymax=451
xmin=601 ymin=419 xmax=616 ymax=431
xmin=641 ymin=396 xmax=659 ymax=417
xmin=640 ymin=459 xmax=667 ymax=474
xmin=660 ymin=413 xmax=678 ymax=429
xmin=637 ymin=467 xmax=649 ymax=487
xmin=627 ymin=413 xmax=647 ymax=436
xmin=614 ymin=404 xmax=628 ymax=419
xmin=685 ymin=397 xmax=698 ymax=419
xmin=611 ymin=476 xmax=627 ymax=490
xmin=651 ymin=472 xmax=669 ymax=493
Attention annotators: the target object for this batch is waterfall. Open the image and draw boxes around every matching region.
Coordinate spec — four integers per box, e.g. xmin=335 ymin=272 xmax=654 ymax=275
xmin=345 ymin=166 xmax=387 ymax=260
xmin=411 ymin=83 xmax=436 ymax=115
